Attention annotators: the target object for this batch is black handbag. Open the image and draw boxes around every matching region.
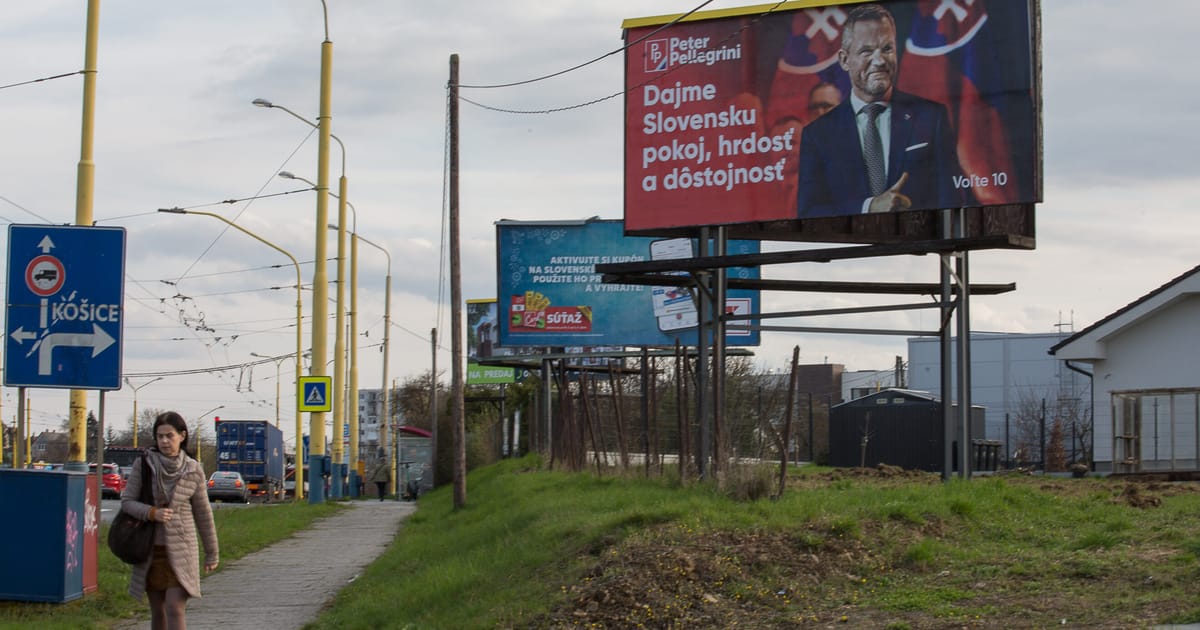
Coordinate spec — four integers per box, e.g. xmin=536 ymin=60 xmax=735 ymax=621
xmin=107 ymin=455 xmax=155 ymax=564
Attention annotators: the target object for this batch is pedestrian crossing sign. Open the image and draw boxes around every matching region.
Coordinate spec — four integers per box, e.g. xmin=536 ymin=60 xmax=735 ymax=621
xmin=297 ymin=376 xmax=332 ymax=412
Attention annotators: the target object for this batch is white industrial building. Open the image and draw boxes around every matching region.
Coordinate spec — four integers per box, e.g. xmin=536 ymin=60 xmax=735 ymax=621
xmin=908 ymin=331 xmax=1087 ymax=463
xmin=1051 ymin=265 xmax=1200 ymax=474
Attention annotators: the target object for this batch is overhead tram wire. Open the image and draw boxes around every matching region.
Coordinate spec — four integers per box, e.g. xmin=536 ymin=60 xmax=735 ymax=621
xmin=455 ymin=0 xmax=787 ymax=116
xmin=94 ymin=188 xmax=313 ymax=225
xmin=0 ymin=70 xmax=82 ymax=91
xmin=1 ymin=194 xmax=56 ymax=224
xmin=124 ymin=355 xmax=288 ymax=379
xmin=171 ymin=126 xmax=317 ymax=284
xmin=149 ymin=129 xmax=320 ymax=386
xmin=155 ymin=261 xmax=318 ymax=283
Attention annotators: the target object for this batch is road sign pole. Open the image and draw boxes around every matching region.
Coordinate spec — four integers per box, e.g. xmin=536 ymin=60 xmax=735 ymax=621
xmin=67 ymin=0 xmax=102 ymax=473
xmin=15 ymin=388 xmax=25 ymax=469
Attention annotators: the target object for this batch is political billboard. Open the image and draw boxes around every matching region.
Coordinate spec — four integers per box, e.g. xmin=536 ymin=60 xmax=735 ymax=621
xmin=497 ymin=219 xmax=760 ymax=348
xmin=467 ymin=298 xmax=518 ymax=384
xmin=623 ymin=0 xmax=1040 ymax=234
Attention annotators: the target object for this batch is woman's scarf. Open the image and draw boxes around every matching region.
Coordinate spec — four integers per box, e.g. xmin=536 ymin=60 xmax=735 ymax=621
xmin=145 ymin=448 xmax=188 ymax=506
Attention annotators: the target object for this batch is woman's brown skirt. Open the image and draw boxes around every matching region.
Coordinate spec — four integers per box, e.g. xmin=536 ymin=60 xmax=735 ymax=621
xmin=146 ymin=545 xmax=181 ymax=592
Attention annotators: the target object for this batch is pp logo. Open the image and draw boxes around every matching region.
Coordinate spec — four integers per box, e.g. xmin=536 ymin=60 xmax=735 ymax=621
xmin=644 ymin=39 xmax=668 ymax=72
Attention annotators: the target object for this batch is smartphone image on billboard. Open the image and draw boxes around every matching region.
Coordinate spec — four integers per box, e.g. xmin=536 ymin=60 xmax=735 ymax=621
xmin=649 ymin=238 xmax=697 ymax=332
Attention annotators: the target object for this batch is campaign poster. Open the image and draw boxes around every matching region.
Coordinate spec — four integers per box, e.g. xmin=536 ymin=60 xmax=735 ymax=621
xmin=466 ymin=299 xmax=518 ymax=384
xmin=496 ymin=220 xmax=760 ymax=348
xmin=623 ymin=0 xmax=1040 ymax=232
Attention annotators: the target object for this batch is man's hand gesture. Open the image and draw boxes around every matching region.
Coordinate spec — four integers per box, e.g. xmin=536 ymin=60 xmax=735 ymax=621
xmin=868 ymin=172 xmax=912 ymax=213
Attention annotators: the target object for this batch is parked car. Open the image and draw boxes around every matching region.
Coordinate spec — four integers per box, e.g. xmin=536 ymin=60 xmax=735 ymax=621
xmin=207 ymin=471 xmax=250 ymax=503
xmin=90 ymin=463 xmax=126 ymax=499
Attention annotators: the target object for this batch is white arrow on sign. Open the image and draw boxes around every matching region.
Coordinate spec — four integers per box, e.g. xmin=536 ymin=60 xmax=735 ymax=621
xmin=9 ymin=326 xmax=38 ymax=344
xmin=38 ymin=235 xmax=56 ymax=254
xmin=37 ymin=324 xmax=116 ymax=376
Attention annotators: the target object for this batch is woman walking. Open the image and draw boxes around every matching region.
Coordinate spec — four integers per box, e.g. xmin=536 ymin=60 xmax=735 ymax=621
xmin=369 ymin=456 xmax=390 ymax=501
xmin=121 ymin=411 xmax=219 ymax=629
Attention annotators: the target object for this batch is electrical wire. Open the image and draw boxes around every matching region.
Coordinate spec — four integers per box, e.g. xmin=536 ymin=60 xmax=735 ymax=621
xmin=455 ymin=0 xmax=716 ymax=90
xmin=457 ymin=0 xmax=788 ymax=116
xmin=0 ymin=194 xmax=55 ymax=224
xmin=171 ymin=128 xmax=317 ymax=284
xmin=0 ymin=70 xmax=81 ymax=91
xmin=150 ymin=261 xmax=317 ymax=283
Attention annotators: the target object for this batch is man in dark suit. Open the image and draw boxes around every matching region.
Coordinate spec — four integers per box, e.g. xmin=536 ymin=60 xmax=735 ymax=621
xmin=796 ymin=3 xmax=968 ymax=218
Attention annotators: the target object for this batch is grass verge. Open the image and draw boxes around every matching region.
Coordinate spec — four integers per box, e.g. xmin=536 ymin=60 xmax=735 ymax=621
xmin=312 ymin=456 xmax=1200 ymax=629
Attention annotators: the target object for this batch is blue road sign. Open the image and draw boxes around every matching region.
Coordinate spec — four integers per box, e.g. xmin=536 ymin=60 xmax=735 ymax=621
xmin=4 ymin=225 xmax=126 ymax=389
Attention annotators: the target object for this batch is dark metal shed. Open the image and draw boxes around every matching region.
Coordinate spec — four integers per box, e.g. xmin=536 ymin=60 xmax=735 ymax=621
xmin=828 ymin=389 xmax=985 ymax=472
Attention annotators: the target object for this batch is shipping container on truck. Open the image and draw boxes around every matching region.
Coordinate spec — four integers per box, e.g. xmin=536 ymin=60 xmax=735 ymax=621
xmin=215 ymin=419 xmax=285 ymax=500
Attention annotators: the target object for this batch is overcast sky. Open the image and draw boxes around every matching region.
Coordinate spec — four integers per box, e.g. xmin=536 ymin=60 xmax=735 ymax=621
xmin=2 ymin=1 xmax=1195 ymax=448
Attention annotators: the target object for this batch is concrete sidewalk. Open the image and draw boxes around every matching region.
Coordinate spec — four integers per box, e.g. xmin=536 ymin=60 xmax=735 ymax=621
xmin=119 ymin=499 xmax=417 ymax=630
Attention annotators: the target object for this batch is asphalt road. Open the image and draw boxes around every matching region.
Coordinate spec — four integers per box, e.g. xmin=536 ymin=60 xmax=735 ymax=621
xmin=99 ymin=498 xmax=254 ymax=524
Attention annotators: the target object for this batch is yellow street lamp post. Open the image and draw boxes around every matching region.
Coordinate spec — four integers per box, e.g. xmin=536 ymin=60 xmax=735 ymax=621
xmin=67 ymin=0 xmax=102 ymax=474
xmin=325 ymin=216 xmax=361 ymax=497
xmin=158 ymin=208 xmax=306 ymax=500
xmin=345 ymin=231 xmax=391 ymax=492
xmin=256 ymin=99 xmax=349 ymax=499
xmin=124 ymin=376 xmax=163 ymax=448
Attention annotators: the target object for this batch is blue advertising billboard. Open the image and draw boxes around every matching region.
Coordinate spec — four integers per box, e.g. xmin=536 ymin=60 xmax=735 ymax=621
xmin=497 ymin=219 xmax=759 ymax=347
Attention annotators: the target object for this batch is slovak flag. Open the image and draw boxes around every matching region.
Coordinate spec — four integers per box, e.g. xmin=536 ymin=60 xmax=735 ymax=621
xmin=898 ymin=0 xmax=1032 ymax=206
xmin=765 ymin=7 xmax=852 ymax=127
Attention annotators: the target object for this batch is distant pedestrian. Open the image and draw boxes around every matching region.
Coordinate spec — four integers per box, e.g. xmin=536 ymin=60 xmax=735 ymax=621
xmin=121 ymin=411 xmax=219 ymax=629
xmin=370 ymin=457 xmax=390 ymax=501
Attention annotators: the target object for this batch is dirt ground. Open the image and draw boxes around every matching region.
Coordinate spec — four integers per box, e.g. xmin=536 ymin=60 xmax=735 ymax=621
xmin=537 ymin=467 xmax=1200 ymax=629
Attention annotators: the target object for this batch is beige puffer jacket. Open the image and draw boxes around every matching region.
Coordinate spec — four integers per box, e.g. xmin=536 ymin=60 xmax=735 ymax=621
xmin=120 ymin=454 xmax=219 ymax=599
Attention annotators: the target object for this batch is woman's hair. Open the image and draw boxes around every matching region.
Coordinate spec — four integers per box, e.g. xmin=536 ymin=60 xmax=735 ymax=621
xmin=152 ymin=411 xmax=191 ymax=455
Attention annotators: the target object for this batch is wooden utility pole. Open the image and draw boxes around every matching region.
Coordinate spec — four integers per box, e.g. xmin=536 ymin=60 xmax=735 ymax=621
xmin=430 ymin=328 xmax=438 ymax=485
xmin=449 ymin=54 xmax=467 ymax=509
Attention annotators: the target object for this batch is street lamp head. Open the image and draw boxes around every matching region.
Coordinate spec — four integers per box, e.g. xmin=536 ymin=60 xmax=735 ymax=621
xmin=157 ymin=207 xmax=187 ymax=214
xmin=252 ymin=98 xmax=274 ymax=108
xmin=280 ymin=172 xmax=318 ymax=189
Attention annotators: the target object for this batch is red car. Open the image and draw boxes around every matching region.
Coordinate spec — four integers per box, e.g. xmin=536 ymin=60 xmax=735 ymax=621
xmin=90 ymin=463 xmax=126 ymax=499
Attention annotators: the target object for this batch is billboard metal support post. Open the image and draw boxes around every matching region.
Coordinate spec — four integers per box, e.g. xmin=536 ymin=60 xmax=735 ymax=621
xmin=713 ymin=227 xmax=727 ymax=476
xmin=940 ymin=210 xmax=955 ymax=481
xmin=955 ymin=208 xmax=973 ymax=479
xmin=640 ymin=347 xmax=650 ymax=476
xmin=541 ymin=358 xmax=552 ymax=456
xmin=695 ymin=228 xmax=710 ymax=480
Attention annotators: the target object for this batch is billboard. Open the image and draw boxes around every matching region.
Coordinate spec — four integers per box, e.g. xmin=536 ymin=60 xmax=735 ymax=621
xmin=623 ymin=0 xmax=1040 ymax=233
xmin=467 ymin=298 xmax=518 ymax=384
xmin=497 ymin=220 xmax=760 ymax=347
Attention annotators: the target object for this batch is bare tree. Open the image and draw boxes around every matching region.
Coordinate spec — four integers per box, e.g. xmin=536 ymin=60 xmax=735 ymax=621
xmin=1010 ymin=387 xmax=1092 ymax=469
